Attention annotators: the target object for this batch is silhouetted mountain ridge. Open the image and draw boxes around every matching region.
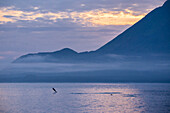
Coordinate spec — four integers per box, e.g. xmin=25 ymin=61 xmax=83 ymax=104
xmin=96 ymin=0 xmax=170 ymax=55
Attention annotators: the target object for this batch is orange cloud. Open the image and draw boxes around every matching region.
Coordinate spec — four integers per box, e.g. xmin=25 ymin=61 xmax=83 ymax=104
xmin=0 ymin=7 xmax=145 ymax=26
xmin=71 ymin=9 xmax=145 ymax=26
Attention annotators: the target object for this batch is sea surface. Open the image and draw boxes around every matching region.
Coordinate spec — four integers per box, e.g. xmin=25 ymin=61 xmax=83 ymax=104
xmin=0 ymin=83 xmax=170 ymax=113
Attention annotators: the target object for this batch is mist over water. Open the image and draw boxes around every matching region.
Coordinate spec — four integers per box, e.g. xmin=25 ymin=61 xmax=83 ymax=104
xmin=1 ymin=60 xmax=170 ymax=73
xmin=0 ymin=59 xmax=169 ymax=82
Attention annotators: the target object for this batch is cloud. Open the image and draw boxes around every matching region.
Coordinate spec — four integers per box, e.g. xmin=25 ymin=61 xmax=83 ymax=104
xmin=1 ymin=61 xmax=169 ymax=75
xmin=0 ymin=26 xmax=74 ymax=32
xmin=0 ymin=7 xmax=145 ymax=26
xmin=0 ymin=56 xmax=5 ymax=60
xmin=80 ymin=4 xmax=86 ymax=7
xmin=0 ymin=51 xmax=19 ymax=55
xmin=71 ymin=9 xmax=145 ymax=26
xmin=32 ymin=7 xmax=39 ymax=10
xmin=0 ymin=51 xmax=22 ymax=62
xmin=106 ymin=54 xmax=125 ymax=59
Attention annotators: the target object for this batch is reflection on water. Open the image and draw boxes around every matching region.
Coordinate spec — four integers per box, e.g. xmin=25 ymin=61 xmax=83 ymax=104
xmin=0 ymin=83 xmax=169 ymax=113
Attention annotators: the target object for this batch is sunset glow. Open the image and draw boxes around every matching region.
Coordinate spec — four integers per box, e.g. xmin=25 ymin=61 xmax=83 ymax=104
xmin=0 ymin=7 xmax=145 ymax=26
xmin=75 ymin=10 xmax=145 ymax=26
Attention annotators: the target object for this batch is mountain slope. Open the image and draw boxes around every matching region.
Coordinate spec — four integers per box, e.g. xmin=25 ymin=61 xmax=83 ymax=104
xmin=96 ymin=0 xmax=170 ymax=55
xmin=14 ymin=48 xmax=79 ymax=63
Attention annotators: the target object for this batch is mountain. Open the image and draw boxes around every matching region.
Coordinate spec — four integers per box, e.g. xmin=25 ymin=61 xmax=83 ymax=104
xmin=14 ymin=0 xmax=170 ymax=63
xmin=96 ymin=0 xmax=170 ymax=55
xmin=14 ymin=48 xmax=79 ymax=63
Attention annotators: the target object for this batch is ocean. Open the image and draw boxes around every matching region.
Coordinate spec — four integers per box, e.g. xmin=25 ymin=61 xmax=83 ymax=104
xmin=0 ymin=83 xmax=169 ymax=113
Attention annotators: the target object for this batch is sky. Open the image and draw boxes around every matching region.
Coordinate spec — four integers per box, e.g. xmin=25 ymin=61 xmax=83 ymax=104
xmin=0 ymin=0 xmax=166 ymax=63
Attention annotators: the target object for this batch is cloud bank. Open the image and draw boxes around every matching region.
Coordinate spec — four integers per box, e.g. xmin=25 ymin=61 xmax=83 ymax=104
xmin=0 ymin=6 xmax=145 ymax=26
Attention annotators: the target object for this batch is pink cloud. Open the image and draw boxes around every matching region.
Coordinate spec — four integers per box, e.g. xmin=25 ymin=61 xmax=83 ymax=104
xmin=0 ymin=51 xmax=18 ymax=55
xmin=0 ymin=56 xmax=5 ymax=59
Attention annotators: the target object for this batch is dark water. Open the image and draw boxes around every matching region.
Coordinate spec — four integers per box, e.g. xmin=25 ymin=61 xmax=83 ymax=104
xmin=0 ymin=83 xmax=170 ymax=113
